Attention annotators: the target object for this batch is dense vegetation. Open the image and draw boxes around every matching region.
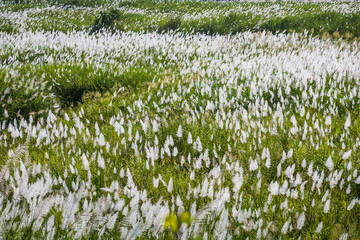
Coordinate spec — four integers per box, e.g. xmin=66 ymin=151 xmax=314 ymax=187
xmin=1 ymin=0 xmax=360 ymax=40
xmin=1 ymin=0 xmax=360 ymax=239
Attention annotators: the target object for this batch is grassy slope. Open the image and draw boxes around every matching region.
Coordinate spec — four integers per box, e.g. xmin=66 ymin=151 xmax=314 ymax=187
xmin=1 ymin=1 xmax=360 ymax=239
xmin=1 ymin=1 xmax=360 ymax=40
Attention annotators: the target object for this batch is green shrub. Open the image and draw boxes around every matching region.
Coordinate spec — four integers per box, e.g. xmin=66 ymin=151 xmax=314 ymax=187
xmin=158 ymin=16 xmax=182 ymax=33
xmin=90 ymin=9 xmax=124 ymax=34
xmin=35 ymin=63 xmax=156 ymax=107
xmin=182 ymin=18 xmax=216 ymax=35
xmin=45 ymin=63 xmax=118 ymax=106
xmin=119 ymin=66 xmax=155 ymax=90
xmin=0 ymin=70 xmax=59 ymax=123
xmin=222 ymin=12 xmax=256 ymax=34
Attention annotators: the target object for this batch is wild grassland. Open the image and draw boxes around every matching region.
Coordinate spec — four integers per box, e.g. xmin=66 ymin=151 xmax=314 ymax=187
xmin=1 ymin=0 xmax=360 ymax=239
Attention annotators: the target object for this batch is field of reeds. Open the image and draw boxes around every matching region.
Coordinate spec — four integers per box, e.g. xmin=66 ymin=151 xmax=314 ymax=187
xmin=1 ymin=0 xmax=360 ymax=239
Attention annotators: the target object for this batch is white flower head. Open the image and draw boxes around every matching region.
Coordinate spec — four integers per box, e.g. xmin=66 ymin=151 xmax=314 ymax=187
xmin=187 ymin=132 xmax=193 ymax=144
xmin=325 ymin=115 xmax=331 ymax=126
xmin=167 ymin=177 xmax=173 ymax=193
xmin=323 ymin=199 xmax=330 ymax=213
xmin=346 ymin=161 xmax=352 ymax=171
xmin=342 ymin=150 xmax=352 ymax=160
xmin=281 ymin=217 xmax=291 ymax=234
xmin=315 ymin=222 xmax=323 ymax=233
xmin=325 ymin=156 xmax=334 ymax=171
xmin=344 ymin=114 xmax=351 ymax=130
xmin=81 ymin=153 xmax=89 ymax=171
xmin=249 ymin=158 xmax=258 ymax=171
xmin=297 ymin=212 xmax=305 ymax=230
xmin=265 ymin=157 xmax=271 ymax=169
xmin=176 ymin=125 xmax=183 ymax=138
xmin=269 ymin=181 xmax=279 ymax=196
xmin=97 ymin=153 xmax=105 ymax=169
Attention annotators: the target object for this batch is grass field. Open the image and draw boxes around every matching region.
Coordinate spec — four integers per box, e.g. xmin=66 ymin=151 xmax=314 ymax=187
xmin=1 ymin=0 xmax=360 ymax=239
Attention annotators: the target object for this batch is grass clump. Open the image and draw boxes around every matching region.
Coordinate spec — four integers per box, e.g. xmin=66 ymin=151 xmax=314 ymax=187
xmin=158 ymin=16 xmax=182 ymax=33
xmin=0 ymin=70 xmax=59 ymax=123
xmin=1 ymin=1 xmax=360 ymax=239
xmin=90 ymin=9 xmax=148 ymax=33
xmin=183 ymin=12 xmax=257 ymax=35
xmin=261 ymin=11 xmax=360 ymax=38
xmin=182 ymin=11 xmax=360 ymax=40
xmin=49 ymin=64 xmax=156 ymax=106
xmin=0 ymin=18 xmax=17 ymax=34
xmin=90 ymin=9 xmax=123 ymax=34
xmin=5 ymin=63 xmax=157 ymax=108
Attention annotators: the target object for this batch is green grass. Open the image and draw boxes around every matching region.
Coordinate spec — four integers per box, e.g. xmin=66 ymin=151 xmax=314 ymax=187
xmin=1 ymin=0 xmax=360 ymax=239
xmin=0 ymin=17 xmax=18 ymax=34
xmin=2 ymin=1 xmax=359 ymax=40
xmin=89 ymin=6 xmax=360 ymax=39
xmin=261 ymin=11 xmax=360 ymax=38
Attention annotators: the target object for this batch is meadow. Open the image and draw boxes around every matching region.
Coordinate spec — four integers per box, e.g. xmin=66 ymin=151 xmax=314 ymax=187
xmin=1 ymin=0 xmax=360 ymax=239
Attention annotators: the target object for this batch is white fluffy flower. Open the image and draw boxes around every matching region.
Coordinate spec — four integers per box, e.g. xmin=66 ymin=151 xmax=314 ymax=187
xmin=339 ymin=233 xmax=348 ymax=240
xmin=176 ymin=125 xmax=183 ymax=138
xmin=281 ymin=217 xmax=291 ymax=234
xmin=196 ymin=137 xmax=203 ymax=152
xmin=232 ymin=170 xmax=243 ymax=193
xmin=98 ymin=133 xmax=106 ymax=147
xmin=167 ymin=177 xmax=173 ymax=193
xmin=342 ymin=150 xmax=352 ymax=160
xmin=346 ymin=161 xmax=352 ymax=171
xmin=249 ymin=159 xmax=258 ymax=171
xmin=355 ymin=176 xmax=360 ymax=184
xmin=97 ymin=153 xmax=105 ymax=169
xmin=297 ymin=212 xmax=305 ymax=230
xmin=172 ymin=147 xmax=178 ymax=157
xmin=187 ymin=132 xmax=193 ymax=144
xmin=81 ymin=153 xmax=89 ymax=171
xmin=315 ymin=222 xmax=323 ymax=233
xmin=325 ymin=115 xmax=332 ymax=126
xmin=325 ymin=156 xmax=334 ymax=171
xmin=344 ymin=114 xmax=351 ymax=130
xmin=265 ymin=157 xmax=271 ymax=169
xmin=269 ymin=181 xmax=279 ymax=196
xmin=323 ymin=199 xmax=330 ymax=213
xmin=347 ymin=198 xmax=359 ymax=211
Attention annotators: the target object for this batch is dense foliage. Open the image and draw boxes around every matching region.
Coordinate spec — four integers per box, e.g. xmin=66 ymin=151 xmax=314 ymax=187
xmin=1 ymin=0 xmax=360 ymax=239
xmin=1 ymin=0 xmax=360 ymax=39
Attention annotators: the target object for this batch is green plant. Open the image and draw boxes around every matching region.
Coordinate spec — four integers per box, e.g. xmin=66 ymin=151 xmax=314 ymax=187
xmin=0 ymin=18 xmax=17 ymax=34
xmin=158 ymin=16 xmax=182 ymax=33
xmin=90 ymin=9 xmax=123 ymax=34
xmin=0 ymin=70 xmax=59 ymax=123
xmin=164 ymin=212 xmax=193 ymax=233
